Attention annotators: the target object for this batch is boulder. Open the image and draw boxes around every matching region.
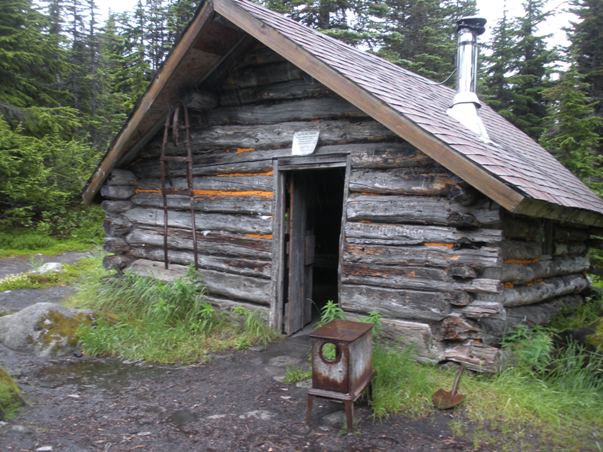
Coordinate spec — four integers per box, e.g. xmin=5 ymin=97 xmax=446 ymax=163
xmin=33 ymin=263 xmax=63 ymax=274
xmin=0 ymin=303 xmax=93 ymax=356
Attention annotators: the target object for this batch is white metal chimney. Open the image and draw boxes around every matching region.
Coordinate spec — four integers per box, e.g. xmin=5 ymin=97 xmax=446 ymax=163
xmin=447 ymin=16 xmax=490 ymax=141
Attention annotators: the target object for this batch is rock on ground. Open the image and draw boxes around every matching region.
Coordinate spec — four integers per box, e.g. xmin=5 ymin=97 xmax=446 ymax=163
xmin=0 ymin=303 xmax=92 ymax=357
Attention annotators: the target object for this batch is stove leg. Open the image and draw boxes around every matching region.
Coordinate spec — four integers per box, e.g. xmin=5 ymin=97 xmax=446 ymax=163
xmin=306 ymin=395 xmax=314 ymax=425
xmin=344 ymin=400 xmax=354 ymax=432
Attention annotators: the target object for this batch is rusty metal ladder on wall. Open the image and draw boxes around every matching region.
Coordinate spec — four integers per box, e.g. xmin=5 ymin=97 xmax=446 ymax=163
xmin=160 ymin=103 xmax=199 ymax=270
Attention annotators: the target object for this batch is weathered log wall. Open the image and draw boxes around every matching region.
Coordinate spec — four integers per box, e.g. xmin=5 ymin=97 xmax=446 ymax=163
xmin=99 ymin=44 xmax=591 ymax=373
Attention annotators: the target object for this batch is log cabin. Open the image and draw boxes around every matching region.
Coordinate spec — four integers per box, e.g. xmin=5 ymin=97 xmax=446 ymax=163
xmin=83 ymin=0 xmax=603 ymax=372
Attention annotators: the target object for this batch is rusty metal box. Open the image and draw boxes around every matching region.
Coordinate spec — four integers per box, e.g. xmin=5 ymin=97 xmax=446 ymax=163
xmin=309 ymin=319 xmax=373 ymax=398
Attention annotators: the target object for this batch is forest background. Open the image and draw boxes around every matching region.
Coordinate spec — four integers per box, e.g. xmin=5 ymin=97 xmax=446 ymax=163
xmin=0 ymin=0 xmax=601 ymax=243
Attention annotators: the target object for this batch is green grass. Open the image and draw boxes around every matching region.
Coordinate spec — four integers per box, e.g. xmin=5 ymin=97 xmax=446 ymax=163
xmin=0 ymin=368 xmax=23 ymax=420
xmin=0 ymin=231 xmax=100 ymax=258
xmin=0 ymin=255 xmax=104 ymax=291
xmin=74 ymin=269 xmax=279 ymax=364
xmin=283 ymin=366 xmax=311 ymax=384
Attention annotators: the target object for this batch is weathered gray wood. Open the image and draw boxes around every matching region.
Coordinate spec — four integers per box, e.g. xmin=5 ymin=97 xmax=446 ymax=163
xmin=502 ymin=215 xmax=542 ymax=241
xmin=341 ymin=264 xmax=501 ymax=294
xmin=446 ymin=182 xmax=480 ymax=207
xmin=555 ymin=242 xmax=587 ymax=256
xmin=100 ymin=185 xmax=135 ymax=200
xmin=128 ymin=246 xmax=272 ymax=278
xmin=199 ymin=268 xmax=271 ymax=305
xmin=207 ymin=97 xmax=365 ymax=126
xmin=555 ymin=226 xmax=589 ymax=243
xmin=349 ymin=168 xmax=458 ymax=196
xmin=222 ymin=61 xmax=304 ymax=89
xmin=127 ymin=259 xmax=188 ymax=281
xmin=203 ymin=294 xmax=270 ymax=317
xmin=106 ymin=169 xmax=138 ymax=186
xmin=444 ymin=343 xmax=503 ymax=373
xmin=135 ymin=160 xmax=273 ymax=179
xmin=138 ymin=175 xmax=273 ymax=192
xmin=349 ymin=144 xmax=433 ymax=168
xmin=126 ymin=227 xmax=272 ymax=260
xmin=340 ymin=284 xmax=457 ymax=321
xmin=103 ymin=237 xmax=129 ymax=254
xmin=124 ymin=207 xmax=272 ymax=234
xmin=346 ymin=194 xmax=500 ymax=227
xmin=219 ymin=79 xmax=331 ymax=106
xmin=439 ymin=316 xmax=481 ymax=341
xmin=500 ymin=240 xmax=543 ymax=260
xmin=346 ymin=313 xmax=444 ymax=363
xmin=343 ymin=243 xmax=500 ymax=270
xmin=501 ymin=274 xmax=590 ymax=307
xmin=131 ymin=193 xmax=273 ymax=215
xmin=184 ymin=89 xmax=218 ymax=111
xmin=103 ymin=214 xmax=132 ymax=237
xmin=461 ymin=300 xmax=504 ymax=319
xmin=505 ymin=295 xmax=584 ymax=329
xmin=101 ymin=200 xmax=133 ymax=214
xmin=502 ymin=256 xmax=589 ymax=284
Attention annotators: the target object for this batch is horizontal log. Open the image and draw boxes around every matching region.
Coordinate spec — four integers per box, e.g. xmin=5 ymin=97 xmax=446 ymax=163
xmin=101 ymin=200 xmax=132 ymax=214
xmin=345 ymin=222 xmax=503 ymax=246
xmin=103 ymin=254 xmax=133 ymax=271
xmin=346 ymin=194 xmax=500 ymax=227
xmin=128 ymin=246 xmax=271 ymax=278
xmin=461 ymin=300 xmax=504 ymax=319
xmin=131 ymin=193 xmax=273 ymax=215
xmin=501 ymin=274 xmax=590 ymax=307
xmin=203 ymin=294 xmax=270 ymax=317
xmin=340 ymin=284 xmax=454 ymax=321
xmin=505 ymin=295 xmax=583 ymax=329
xmin=444 ymin=343 xmax=503 ymax=373
xmin=103 ymin=214 xmax=132 ymax=237
xmin=222 ymin=61 xmax=304 ymax=89
xmin=127 ymin=259 xmax=189 ymax=281
xmin=124 ymin=207 xmax=272 ymax=235
xmin=184 ymin=89 xmax=218 ymax=111
xmin=446 ymin=182 xmax=480 ymax=207
xmin=135 ymin=160 xmax=273 ymax=179
xmin=502 ymin=256 xmax=590 ymax=284
xmin=343 ymin=243 xmax=500 ymax=270
xmin=219 ymin=79 xmax=331 ymax=106
xmin=137 ymin=175 xmax=273 ymax=192
xmin=106 ymin=169 xmax=138 ymax=186
xmin=207 ymin=97 xmax=365 ymax=126
xmin=126 ymin=227 xmax=272 ymax=260
xmin=199 ymin=268 xmax=271 ymax=305
xmin=500 ymin=240 xmax=543 ymax=260
xmin=439 ymin=316 xmax=481 ymax=342
xmin=101 ymin=185 xmax=135 ymax=200
xmin=103 ymin=237 xmax=129 ymax=254
xmin=349 ymin=168 xmax=458 ymax=196
xmin=555 ymin=226 xmax=589 ymax=243
xmin=555 ymin=242 xmax=588 ymax=256
xmin=346 ymin=313 xmax=443 ymax=363
xmin=342 ymin=264 xmax=501 ymax=294
xmin=349 ymin=144 xmax=433 ymax=169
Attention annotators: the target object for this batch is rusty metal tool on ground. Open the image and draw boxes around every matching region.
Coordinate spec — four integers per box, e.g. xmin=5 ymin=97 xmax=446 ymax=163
xmin=432 ymin=364 xmax=465 ymax=410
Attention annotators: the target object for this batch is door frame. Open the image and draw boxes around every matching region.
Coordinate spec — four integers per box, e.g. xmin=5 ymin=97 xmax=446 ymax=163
xmin=270 ymin=154 xmax=350 ymax=334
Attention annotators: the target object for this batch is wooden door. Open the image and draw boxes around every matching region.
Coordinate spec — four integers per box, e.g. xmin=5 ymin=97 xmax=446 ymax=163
xmin=285 ymin=174 xmax=314 ymax=334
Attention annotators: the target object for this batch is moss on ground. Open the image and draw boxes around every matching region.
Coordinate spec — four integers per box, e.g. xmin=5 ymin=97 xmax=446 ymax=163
xmin=0 ymin=368 xmax=23 ymax=420
xmin=35 ymin=310 xmax=93 ymax=352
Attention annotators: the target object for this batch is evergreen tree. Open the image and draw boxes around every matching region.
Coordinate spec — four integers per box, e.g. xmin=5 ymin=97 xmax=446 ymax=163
xmin=569 ymin=0 xmax=603 ymax=153
xmin=166 ymin=0 xmax=197 ymax=44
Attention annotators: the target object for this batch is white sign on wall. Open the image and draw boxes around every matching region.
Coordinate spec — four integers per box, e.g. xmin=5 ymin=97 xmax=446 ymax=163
xmin=291 ymin=130 xmax=320 ymax=156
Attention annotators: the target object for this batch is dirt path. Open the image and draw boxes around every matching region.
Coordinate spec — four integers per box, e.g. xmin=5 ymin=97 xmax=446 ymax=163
xmin=0 ymin=336 xmax=467 ymax=451
xmin=0 ymin=251 xmax=92 ymax=280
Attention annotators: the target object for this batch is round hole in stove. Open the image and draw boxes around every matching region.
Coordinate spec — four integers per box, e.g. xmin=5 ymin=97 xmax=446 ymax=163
xmin=319 ymin=341 xmax=341 ymax=364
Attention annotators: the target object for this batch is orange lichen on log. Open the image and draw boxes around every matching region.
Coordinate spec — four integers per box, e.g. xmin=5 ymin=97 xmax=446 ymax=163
xmin=503 ymin=282 xmax=514 ymax=289
xmin=217 ymin=170 xmax=273 ymax=177
xmin=135 ymin=188 xmax=161 ymax=193
xmin=192 ymin=189 xmax=273 ymax=198
xmin=503 ymin=258 xmax=539 ymax=265
xmin=423 ymin=242 xmax=455 ymax=249
xmin=245 ymin=233 xmax=273 ymax=240
xmin=235 ymin=147 xmax=256 ymax=154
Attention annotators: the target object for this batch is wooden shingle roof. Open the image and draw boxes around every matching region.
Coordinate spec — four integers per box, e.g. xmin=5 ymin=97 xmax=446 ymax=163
xmin=83 ymin=0 xmax=603 ymax=227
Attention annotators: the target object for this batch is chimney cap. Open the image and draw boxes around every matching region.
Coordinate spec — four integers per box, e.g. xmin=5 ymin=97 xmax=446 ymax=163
xmin=456 ymin=16 xmax=487 ymax=35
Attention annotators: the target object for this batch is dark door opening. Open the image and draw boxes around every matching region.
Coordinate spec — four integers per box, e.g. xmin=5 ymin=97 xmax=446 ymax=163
xmin=283 ymin=168 xmax=345 ymax=335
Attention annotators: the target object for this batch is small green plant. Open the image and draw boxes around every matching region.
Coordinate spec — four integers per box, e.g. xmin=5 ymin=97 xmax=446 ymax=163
xmin=502 ymin=325 xmax=553 ymax=376
xmin=283 ymin=366 xmax=312 ymax=384
xmin=319 ymin=300 xmax=346 ymax=326
xmin=0 ymin=368 xmax=23 ymax=420
xmin=232 ymin=306 xmax=279 ymax=346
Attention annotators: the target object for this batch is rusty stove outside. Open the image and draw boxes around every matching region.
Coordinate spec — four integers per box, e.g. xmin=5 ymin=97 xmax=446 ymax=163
xmin=306 ymin=319 xmax=374 ymax=432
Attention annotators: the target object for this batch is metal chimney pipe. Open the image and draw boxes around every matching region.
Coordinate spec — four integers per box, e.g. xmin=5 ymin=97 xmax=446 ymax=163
xmin=447 ymin=16 xmax=490 ymax=141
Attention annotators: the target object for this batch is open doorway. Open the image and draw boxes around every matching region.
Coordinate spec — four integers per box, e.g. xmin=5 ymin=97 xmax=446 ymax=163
xmin=282 ymin=167 xmax=346 ymax=335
